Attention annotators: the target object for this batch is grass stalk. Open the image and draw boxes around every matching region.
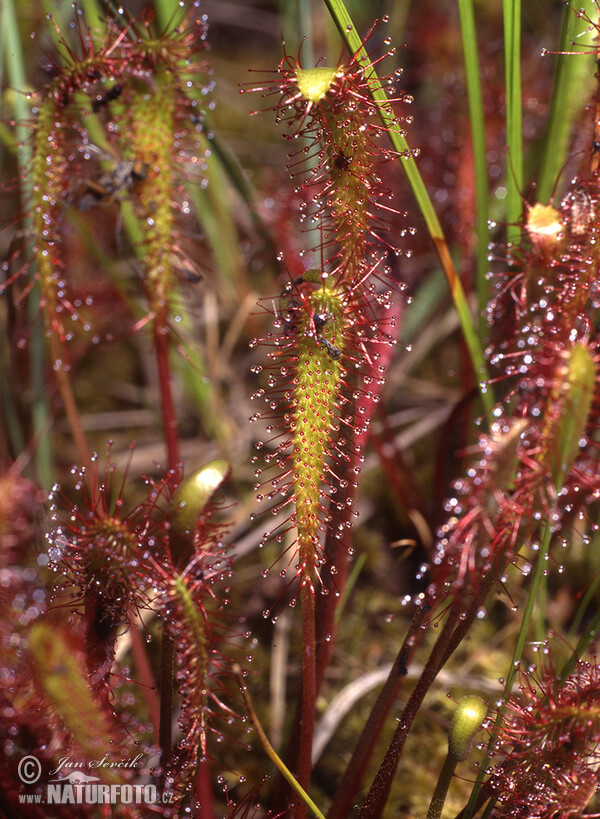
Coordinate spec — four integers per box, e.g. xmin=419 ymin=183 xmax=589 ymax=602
xmin=502 ymin=0 xmax=523 ymax=247
xmin=457 ymin=0 xmax=490 ymax=329
xmin=238 ymin=667 xmax=326 ymax=819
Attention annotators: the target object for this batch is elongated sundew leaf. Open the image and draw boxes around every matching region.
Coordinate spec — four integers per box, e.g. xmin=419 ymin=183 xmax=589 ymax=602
xmin=322 ymin=0 xmax=494 ymax=413
xmin=292 ymin=284 xmax=348 ymax=582
xmin=172 ymin=574 xmax=210 ymax=702
xmin=252 ymin=271 xmax=394 ymax=589
xmin=154 ymin=554 xmax=242 ymax=781
xmin=291 ymin=61 xmax=400 ymax=280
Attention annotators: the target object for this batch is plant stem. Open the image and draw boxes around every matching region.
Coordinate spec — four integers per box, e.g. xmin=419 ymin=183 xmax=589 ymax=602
xmin=426 ymin=753 xmax=458 ymax=819
xmin=457 ymin=0 xmax=489 ymax=328
xmin=154 ymin=319 xmax=181 ymax=475
xmin=48 ymin=328 xmax=91 ymax=476
xmin=356 ymin=607 xmax=461 ymax=819
xmin=326 ymin=605 xmax=429 ymax=819
xmin=158 ymin=631 xmax=174 ymax=770
xmin=154 ymin=314 xmax=181 ymax=765
xmin=357 ymin=559 xmax=501 ymax=819
xmin=315 ymin=311 xmax=398 ymax=688
xmin=462 ymin=523 xmax=553 ymax=819
xmin=297 ymin=579 xmax=317 ymax=816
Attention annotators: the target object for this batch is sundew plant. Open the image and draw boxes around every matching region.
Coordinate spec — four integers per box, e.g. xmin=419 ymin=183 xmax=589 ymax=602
xmin=2 ymin=0 xmax=600 ymax=817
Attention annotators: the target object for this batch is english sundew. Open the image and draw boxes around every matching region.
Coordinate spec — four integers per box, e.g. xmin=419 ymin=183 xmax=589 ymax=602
xmin=248 ymin=25 xmax=407 ymax=597
xmin=490 ymin=653 xmax=600 ymax=818
xmin=246 ymin=22 xmax=412 ymax=287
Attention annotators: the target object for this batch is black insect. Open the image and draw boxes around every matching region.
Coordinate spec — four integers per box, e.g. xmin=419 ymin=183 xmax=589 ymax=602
xmin=77 ymin=144 xmax=147 ymax=210
xmin=319 ymin=336 xmax=342 ymax=360
xmin=312 ymin=311 xmax=342 ymax=359
xmin=333 ymin=149 xmax=350 ymax=171
xmin=313 ymin=311 xmax=330 ymax=331
xmin=92 ymin=84 xmax=124 ymax=113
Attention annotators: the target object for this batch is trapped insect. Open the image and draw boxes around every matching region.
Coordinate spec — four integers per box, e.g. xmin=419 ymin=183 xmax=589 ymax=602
xmin=76 ymin=143 xmax=147 ymax=210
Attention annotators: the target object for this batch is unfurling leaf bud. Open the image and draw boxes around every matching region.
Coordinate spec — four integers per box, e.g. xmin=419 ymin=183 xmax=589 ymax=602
xmin=448 ymin=695 xmax=487 ymax=761
xmin=526 ymin=203 xmax=563 ymax=253
xmin=295 ymin=66 xmax=338 ymax=103
xmin=171 ymin=459 xmax=230 ymax=534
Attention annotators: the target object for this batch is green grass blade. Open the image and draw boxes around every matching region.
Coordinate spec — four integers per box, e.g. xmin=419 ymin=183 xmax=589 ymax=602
xmin=503 ymin=0 xmax=523 ymax=247
xmin=458 ymin=0 xmax=490 ymax=329
xmin=536 ymin=0 xmax=597 ymax=204
xmin=323 ymin=0 xmax=493 ymax=414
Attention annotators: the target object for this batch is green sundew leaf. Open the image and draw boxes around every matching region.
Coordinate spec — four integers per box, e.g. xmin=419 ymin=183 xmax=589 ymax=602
xmin=296 ymin=66 xmax=339 ymax=103
xmin=552 ymin=342 xmax=596 ymax=488
xmin=28 ymin=621 xmax=124 ymax=777
xmin=172 ymin=575 xmax=209 ymax=674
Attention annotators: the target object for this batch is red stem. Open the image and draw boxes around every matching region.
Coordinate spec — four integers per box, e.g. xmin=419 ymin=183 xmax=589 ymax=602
xmin=49 ymin=326 xmax=92 ymax=478
xmin=194 ymin=757 xmax=216 ymax=814
xmin=130 ymin=623 xmax=161 ymax=744
xmin=296 ymin=578 xmax=317 ymax=817
xmin=153 ymin=317 xmax=181 ymax=474
xmin=315 ymin=480 xmax=356 ymax=688
xmin=153 ymin=314 xmax=180 ymax=765
xmin=316 ymin=296 xmax=401 ymax=690
xmin=357 ymin=608 xmax=461 ymax=818
xmin=356 ymin=576 xmax=498 ymax=818
xmin=326 ymin=604 xmax=429 ymax=819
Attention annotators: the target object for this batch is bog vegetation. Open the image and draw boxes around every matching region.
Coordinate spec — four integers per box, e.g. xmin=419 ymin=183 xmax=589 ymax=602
xmin=1 ymin=1 xmax=600 ymax=817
